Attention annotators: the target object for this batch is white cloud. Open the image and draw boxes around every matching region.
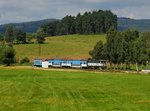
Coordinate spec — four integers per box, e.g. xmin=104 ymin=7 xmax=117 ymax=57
xmin=0 ymin=0 xmax=150 ymax=24
xmin=84 ymin=0 xmax=118 ymax=3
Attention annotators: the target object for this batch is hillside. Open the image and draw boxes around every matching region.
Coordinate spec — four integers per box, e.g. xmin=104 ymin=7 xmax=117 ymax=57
xmin=0 ymin=19 xmax=58 ymax=33
xmin=118 ymin=17 xmax=150 ymax=31
xmin=14 ymin=34 xmax=106 ymax=61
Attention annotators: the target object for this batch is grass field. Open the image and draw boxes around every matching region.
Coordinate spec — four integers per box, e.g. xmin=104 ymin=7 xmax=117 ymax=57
xmin=0 ymin=67 xmax=149 ymax=111
xmin=14 ymin=34 xmax=106 ymax=61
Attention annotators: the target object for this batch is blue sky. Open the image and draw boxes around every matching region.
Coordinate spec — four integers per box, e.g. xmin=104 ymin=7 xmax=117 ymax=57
xmin=0 ymin=0 xmax=150 ymax=24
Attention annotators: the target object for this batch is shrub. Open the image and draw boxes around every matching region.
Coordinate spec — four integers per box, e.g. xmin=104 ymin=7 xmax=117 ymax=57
xmin=20 ymin=57 xmax=30 ymax=64
xmin=1 ymin=45 xmax=16 ymax=66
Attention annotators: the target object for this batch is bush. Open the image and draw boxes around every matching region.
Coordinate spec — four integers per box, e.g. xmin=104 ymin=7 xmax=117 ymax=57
xmin=1 ymin=45 xmax=16 ymax=66
xmin=20 ymin=57 xmax=30 ymax=64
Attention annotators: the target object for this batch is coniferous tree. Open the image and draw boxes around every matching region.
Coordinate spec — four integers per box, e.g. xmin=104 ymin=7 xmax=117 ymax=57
xmin=41 ymin=10 xmax=117 ymax=36
xmin=41 ymin=21 xmax=59 ymax=36
xmin=5 ymin=25 xmax=14 ymax=43
xmin=75 ymin=13 xmax=83 ymax=34
xmin=57 ymin=15 xmax=75 ymax=35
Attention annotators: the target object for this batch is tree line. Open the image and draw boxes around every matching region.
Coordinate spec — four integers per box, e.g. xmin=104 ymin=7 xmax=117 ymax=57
xmin=90 ymin=28 xmax=150 ymax=71
xmin=41 ymin=10 xmax=117 ymax=36
xmin=0 ymin=25 xmax=46 ymax=44
xmin=0 ymin=25 xmax=27 ymax=44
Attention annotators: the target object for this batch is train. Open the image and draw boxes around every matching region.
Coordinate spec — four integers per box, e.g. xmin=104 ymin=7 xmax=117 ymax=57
xmin=33 ymin=59 xmax=107 ymax=69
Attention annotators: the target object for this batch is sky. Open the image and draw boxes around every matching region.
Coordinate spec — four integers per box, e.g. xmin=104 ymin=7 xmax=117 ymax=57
xmin=0 ymin=0 xmax=150 ymax=24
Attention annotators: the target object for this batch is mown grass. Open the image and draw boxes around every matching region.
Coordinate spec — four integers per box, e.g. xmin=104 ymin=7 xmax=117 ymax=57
xmin=0 ymin=68 xmax=149 ymax=111
xmin=14 ymin=34 xmax=106 ymax=61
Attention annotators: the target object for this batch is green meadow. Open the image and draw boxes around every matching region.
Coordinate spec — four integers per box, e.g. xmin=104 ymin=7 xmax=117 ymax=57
xmin=0 ymin=68 xmax=149 ymax=111
xmin=14 ymin=34 xmax=106 ymax=61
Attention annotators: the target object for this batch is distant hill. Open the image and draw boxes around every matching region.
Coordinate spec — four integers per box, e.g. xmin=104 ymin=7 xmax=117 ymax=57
xmin=0 ymin=17 xmax=150 ymax=33
xmin=118 ymin=17 xmax=150 ymax=31
xmin=0 ymin=19 xmax=58 ymax=33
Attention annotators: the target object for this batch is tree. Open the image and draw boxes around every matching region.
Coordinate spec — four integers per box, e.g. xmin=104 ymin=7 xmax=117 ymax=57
xmin=5 ymin=25 xmax=15 ymax=43
xmin=0 ymin=43 xmax=6 ymax=64
xmin=26 ymin=33 xmax=33 ymax=43
xmin=14 ymin=28 xmax=26 ymax=44
xmin=57 ymin=15 xmax=76 ymax=35
xmin=36 ymin=28 xmax=46 ymax=44
xmin=81 ymin=12 xmax=90 ymax=34
xmin=105 ymin=28 xmax=117 ymax=67
xmin=122 ymin=29 xmax=139 ymax=69
xmin=75 ymin=13 xmax=83 ymax=34
xmin=132 ymin=31 xmax=150 ymax=72
xmin=138 ymin=32 xmax=150 ymax=65
xmin=132 ymin=39 xmax=141 ymax=72
xmin=41 ymin=21 xmax=59 ymax=36
xmin=113 ymin=32 xmax=125 ymax=68
xmin=104 ymin=10 xmax=117 ymax=32
xmin=0 ymin=33 xmax=4 ymax=41
xmin=1 ymin=45 xmax=16 ymax=66
xmin=89 ymin=40 xmax=104 ymax=60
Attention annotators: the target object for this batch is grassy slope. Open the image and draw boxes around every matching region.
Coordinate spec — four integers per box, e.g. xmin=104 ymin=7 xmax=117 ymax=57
xmin=0 ymin=68 xmax=149 ymax=111
xmin=14 ymin=34 xmax=106 ymax=61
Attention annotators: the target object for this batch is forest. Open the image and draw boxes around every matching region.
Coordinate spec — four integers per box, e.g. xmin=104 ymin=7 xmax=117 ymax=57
xmin=41 ymin=10 xmax=117 ymax=36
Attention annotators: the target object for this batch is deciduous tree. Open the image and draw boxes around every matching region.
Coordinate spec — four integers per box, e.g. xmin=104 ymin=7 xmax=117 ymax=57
xmin=36 ymin=28 xmax=46 ymax=44
xmin=89 ymin=40 xmax=104 ymax=60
